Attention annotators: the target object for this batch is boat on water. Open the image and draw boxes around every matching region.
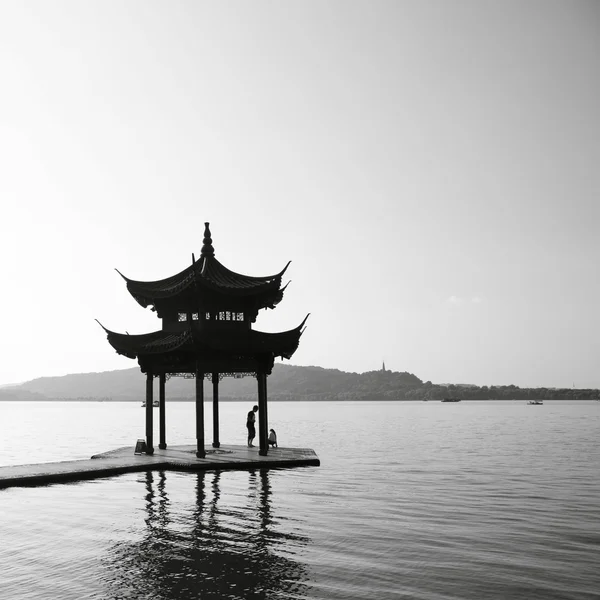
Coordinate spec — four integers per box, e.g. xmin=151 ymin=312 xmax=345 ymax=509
xmin=441 ymin=398 xmax=461 ymax=402
xmin=527 ymin=400 xmax=543 ymax=405
xmin=141 ymin=399 xmax=160 ymax=408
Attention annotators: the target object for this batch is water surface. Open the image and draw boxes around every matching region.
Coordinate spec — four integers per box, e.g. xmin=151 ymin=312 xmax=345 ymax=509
xmin=1 ymin=400 xmax=598 ymax=599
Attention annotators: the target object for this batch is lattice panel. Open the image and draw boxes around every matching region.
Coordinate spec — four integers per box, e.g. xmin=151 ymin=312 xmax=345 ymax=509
xmin=206 ymin=372 xmax=256 ymax=382
xmin=165 ymin=373 xmax=197 ymax=380
xmin=165 ymin=372 xmax=257 ymax=381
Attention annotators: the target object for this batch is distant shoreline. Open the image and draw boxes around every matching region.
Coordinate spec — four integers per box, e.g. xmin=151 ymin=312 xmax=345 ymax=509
xmin=3 ymin=364 xmax=598 ymax=402
xmin=1 ymin=398 xmax=597 ymax=403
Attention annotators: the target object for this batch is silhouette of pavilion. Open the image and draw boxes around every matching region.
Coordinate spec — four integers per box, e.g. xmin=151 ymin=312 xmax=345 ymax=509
xmin=98 ymin=223 xmax=308 ymax=457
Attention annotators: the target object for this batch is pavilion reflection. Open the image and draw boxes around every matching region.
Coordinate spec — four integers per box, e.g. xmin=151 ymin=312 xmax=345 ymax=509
xmin=103 ymin=469 xmax=310 ymax=600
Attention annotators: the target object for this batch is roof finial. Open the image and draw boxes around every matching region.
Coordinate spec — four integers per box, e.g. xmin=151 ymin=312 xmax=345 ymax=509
xmin=200 ymin=222 xmax=215 ymax=258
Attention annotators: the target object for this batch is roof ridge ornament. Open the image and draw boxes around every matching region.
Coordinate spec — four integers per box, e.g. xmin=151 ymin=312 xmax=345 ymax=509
xmin=114 ymin=268 xmax=128 ymax=281
xmin=94 ymin=318 xmax=108 ymax=332
xmin=200 ymin=222 xmax=215 ymax=259
xmin=299 ymin=313 xmax=310 ymax=334
xmin=279 ymin=261 xmax=291 ymax=278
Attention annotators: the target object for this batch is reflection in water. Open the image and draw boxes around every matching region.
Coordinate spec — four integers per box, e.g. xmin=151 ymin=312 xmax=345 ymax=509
xmin=103 ymin=470 xmax=310 ymax=599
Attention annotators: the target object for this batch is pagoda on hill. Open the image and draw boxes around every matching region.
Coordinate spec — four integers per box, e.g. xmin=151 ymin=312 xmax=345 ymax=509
xmin=98 ymin=223 xmax=308 ymax=457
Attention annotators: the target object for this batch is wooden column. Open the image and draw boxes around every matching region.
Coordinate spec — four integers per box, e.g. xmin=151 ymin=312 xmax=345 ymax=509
xmin=212 ymin=372 xmax=220 ymax=448
xmin=158 ymin=373 xmax=166 ymax=450
xmin=257 ymin=372 xmax=269 ymax=456
xmin=195 ymin=364 xmax=205 ymax=458
xmin=145 ymin=370 xmax=154 ymax=455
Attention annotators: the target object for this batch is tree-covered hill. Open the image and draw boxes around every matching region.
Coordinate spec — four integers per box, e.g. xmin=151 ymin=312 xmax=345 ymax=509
xmin=1 ymin=364 xmax=423 ymax=401
xmin=1 ymin=365 xmax=598 ymax=401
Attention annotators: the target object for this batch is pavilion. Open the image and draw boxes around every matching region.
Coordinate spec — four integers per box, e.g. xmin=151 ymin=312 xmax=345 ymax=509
xmin=98 ymin=223 xmax=308 ymax=457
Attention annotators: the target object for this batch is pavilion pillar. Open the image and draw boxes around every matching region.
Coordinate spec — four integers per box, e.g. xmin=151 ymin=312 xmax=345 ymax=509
xmin=158 ymin=373 xmax=167 ymax=450
xmin=257 ymin=372 xmax=269 ymax=456
xmin=212 ymin=372 xmax=220 ymax=448
xmin=195 ymin=364 xmax=205 ymax=458
xmin=145 ymin=370 xmax=154 ymax=455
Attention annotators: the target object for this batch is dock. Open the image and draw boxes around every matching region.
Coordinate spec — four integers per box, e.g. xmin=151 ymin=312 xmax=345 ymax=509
xmin=0 ymin=445 xmax=320 ymax=489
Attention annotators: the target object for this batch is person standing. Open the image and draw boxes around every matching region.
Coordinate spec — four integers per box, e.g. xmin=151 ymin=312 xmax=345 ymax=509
xmin=246 ymin=405 xmax=258 ymax=447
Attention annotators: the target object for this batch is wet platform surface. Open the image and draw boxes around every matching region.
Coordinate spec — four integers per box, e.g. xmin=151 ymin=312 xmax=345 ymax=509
xmin=0 ymin=445 xmax=320 ymax=489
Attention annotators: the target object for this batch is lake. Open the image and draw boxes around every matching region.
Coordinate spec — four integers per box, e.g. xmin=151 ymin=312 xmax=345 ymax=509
xmin=1 ymin=400 xmax=599 ymax=599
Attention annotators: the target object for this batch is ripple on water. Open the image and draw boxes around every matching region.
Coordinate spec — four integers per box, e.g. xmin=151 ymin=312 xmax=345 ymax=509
xmin=0 ymin=401 xmax=599 ymax=599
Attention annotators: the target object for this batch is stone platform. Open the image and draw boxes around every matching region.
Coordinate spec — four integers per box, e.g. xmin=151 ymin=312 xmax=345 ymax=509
xmin=0 ymin=445 xmax=320 ymax=489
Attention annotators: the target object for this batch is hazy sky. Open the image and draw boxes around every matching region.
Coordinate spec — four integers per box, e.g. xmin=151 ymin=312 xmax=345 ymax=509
xmin=1 ymin=1 xmax=598 ymax=388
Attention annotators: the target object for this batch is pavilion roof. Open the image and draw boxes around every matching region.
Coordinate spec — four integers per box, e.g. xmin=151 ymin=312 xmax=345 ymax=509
xmin=116 ymin=223 xmax=290 ymax=310
xmin=98 ymin=316 xmax=309 ymax=363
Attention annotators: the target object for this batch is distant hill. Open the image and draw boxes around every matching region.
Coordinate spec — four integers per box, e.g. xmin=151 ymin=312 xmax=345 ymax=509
xmin=1 ymin=365 xmax=598 ymax=402
xmin=0 ymin=364 xmax=424 ymax=402
xmin=0 ymin=388 xmax=49 ymax=401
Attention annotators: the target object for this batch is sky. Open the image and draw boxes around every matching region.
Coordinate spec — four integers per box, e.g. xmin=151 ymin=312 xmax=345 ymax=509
xmin=0 ymin=0 xmax=599 ymax=388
